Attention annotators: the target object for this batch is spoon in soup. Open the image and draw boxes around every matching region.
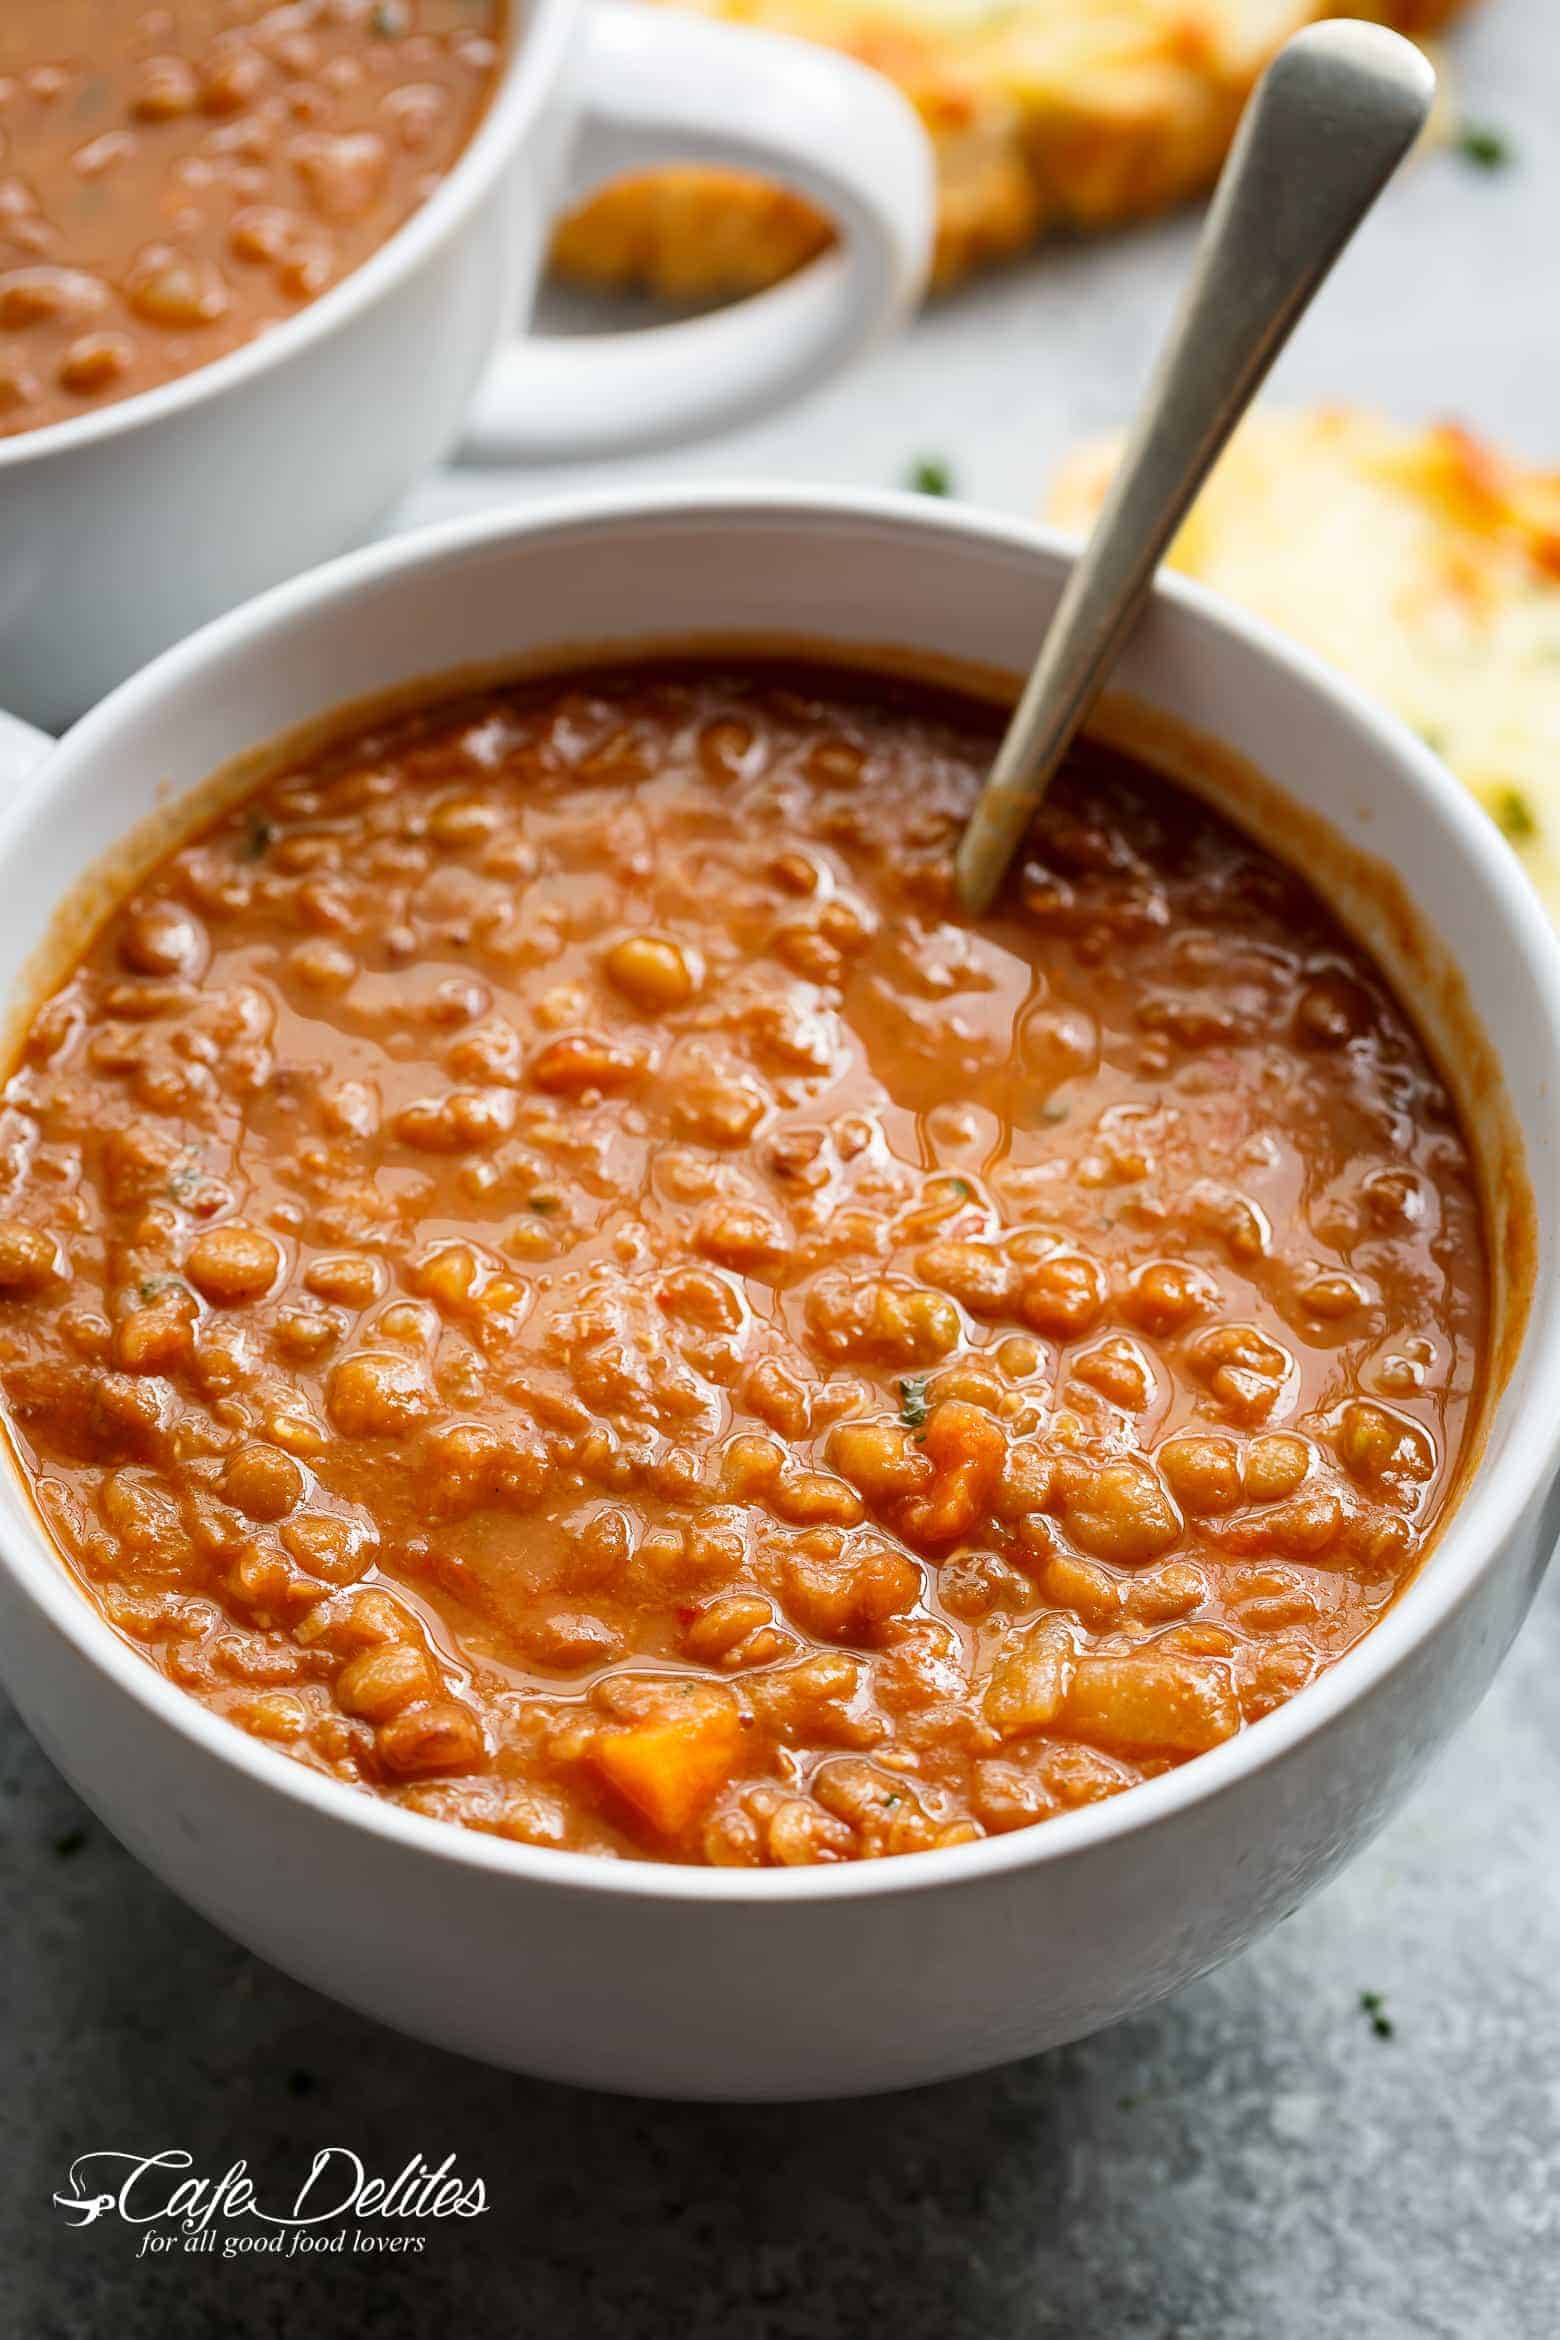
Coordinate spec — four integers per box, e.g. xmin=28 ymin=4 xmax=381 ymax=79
xmin=954 ymin=20 xmax=1436 ymax=916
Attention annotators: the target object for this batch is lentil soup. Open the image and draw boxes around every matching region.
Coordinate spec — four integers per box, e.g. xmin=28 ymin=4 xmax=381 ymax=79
xmin=0 ymin=664 xmax=1489 ymax=1866
xmin=0 ymin=0 xmax=506 ymax=438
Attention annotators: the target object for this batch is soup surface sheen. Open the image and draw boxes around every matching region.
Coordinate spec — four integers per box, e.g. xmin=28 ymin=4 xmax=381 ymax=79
xmin=0 ymin=666 xmax=1488 ymax=1865
xmin=0 ymin=0 xmax=504 ymax=437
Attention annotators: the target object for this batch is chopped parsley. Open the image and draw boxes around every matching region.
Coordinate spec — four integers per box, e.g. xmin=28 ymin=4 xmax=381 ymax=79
xmin=242 ymin=812 xmax=275 ymax=861
xmin=1458 ymin=123 xmax=1513 ymax=171
xmin=1359 ymin=1989 xmax=1394 ymax=2040
xmin=1490 ymin=785 xmax=1537 ymax=844
xmin=898 ymin=1375 xmax=931 ymax=1433
xmin=907 ymin=456 xmax=954 ymax=498
xmin=947 ymin=1176 xmax=974 ymax=1202
xmin=165 ymin=1147 xmax=201 ymax=1201
xmin=526 ymin=1192 xmax=558 ymax=1215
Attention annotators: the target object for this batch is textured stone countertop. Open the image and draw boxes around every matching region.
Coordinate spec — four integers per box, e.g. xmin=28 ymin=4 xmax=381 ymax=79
xmin=7 ymin=2 xmax=1559 ymax=2332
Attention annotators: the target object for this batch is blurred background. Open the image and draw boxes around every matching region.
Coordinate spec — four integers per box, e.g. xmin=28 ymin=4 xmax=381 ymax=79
xmin=410 ymin=0 xmax=1557 ymax=519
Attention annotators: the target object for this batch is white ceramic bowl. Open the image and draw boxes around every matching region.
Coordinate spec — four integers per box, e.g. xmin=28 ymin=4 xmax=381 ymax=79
xmin=1 ymin=489 xmax=1557 ymax=2102
xmin=0 ymin=1 xmax=932 ymax=732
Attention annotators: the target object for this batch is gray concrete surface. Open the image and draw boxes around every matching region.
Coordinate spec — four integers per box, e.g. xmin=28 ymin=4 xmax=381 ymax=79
xmin=8 ymin=1564 xmax=1559 ymax=2335
xmin=6 ymin=0 xmax=1560 ymax=2331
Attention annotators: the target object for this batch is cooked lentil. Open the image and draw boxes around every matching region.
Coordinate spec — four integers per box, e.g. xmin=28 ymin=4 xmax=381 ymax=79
xmin=0 ymin=0 xmax=504 ymax=437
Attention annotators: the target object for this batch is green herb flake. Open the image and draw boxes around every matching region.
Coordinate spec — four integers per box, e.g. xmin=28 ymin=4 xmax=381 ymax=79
xmin=948 ymin=1176 xmax=974 ymax=1202
xmin=898 ymin=1375 xmax=931 ymax=1433
xmin=1490 ymin=785 xmax=1537 ymax=844
xmin=1038 ymin=1100 xmax=1070 ymax=1126
xmin=527 ymin=1192 xmax=558 ymax=1215
xmin=907 ymin=456 xmax=954 ymax=498
xmin=165 ymin=1146 xmax=201 ymax=1201
xmin=1359 ymin=1989 xmax=1395 ymax=2040
xmin=135 ymin=1276 xmax=179 ymax=1304
xmin=242 ymin=812 xmax=275 ymax=862
xmin=1458 ymin=122 xmax=1513 ymax=171
xmin=73 ymin=74 xmax=112 ymax=121
xmin=52 ymin=1825 xmax=88 ymax=1858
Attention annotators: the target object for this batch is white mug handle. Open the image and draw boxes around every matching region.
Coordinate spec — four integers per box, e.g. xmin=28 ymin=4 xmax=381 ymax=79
xmin=459 ymin=0 xmax=934 ymax=463
xmin=0 ymin=710 xmax=51 ymax=791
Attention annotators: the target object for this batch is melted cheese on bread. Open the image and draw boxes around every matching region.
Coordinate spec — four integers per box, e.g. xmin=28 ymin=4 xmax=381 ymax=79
xmin=1051 ymin=407 xmax=1560 ymax=918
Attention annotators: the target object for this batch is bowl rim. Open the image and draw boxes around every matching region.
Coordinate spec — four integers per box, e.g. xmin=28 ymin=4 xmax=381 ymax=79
xmin=8 ymin=480 xmax=1560 ymax=1905
xmin=0 ymin=0 xmax=565 ymax=469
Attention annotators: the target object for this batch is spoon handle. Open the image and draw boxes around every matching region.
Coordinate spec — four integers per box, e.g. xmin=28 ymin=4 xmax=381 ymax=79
xmin=954 ymin=21 xmax=1435 ymax=916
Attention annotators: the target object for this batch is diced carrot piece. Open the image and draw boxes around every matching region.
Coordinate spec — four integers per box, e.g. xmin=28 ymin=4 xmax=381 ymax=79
xmin=898 ymin=1400 xmax=1005 ymax=1547
xmin=590 ymin=1701 xmax=744 ymax=1836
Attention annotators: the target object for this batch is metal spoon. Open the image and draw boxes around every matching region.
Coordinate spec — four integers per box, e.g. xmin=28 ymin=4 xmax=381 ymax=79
xmin=954 ymin=21 xmax=1435 ymax=916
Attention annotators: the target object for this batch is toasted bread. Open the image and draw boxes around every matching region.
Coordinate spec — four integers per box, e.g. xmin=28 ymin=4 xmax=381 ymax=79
xmin=1050 ymin=407 xmax=1560 ymax=917
xmin=552 ymin=1 xmax=1474 ymax=299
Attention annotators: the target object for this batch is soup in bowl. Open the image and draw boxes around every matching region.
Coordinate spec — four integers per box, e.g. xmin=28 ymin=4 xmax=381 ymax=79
xmin=0 ymin=662 xmax=1498 ymax=1862
xmin=0 ymin=4 xmax=932 ymax=727
xmin=0 ymin=490 xmax=1554 ymax=2096
xmin=0 ymin=0 xmax=508 ymax=437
